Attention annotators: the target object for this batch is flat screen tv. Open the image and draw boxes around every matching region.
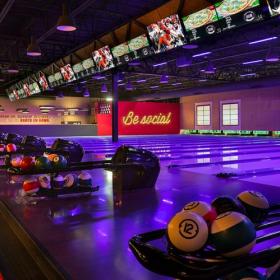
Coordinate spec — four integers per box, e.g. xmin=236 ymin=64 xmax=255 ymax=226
xmin=111 ymin=42 xmax=131 ymax=66
xmin=215 ymin=0 xmax=262 ymax=31
xmin=128 ymin=34 xmax=154 ymax=59
xmin=29 ymin=82 xmax=41 ymax=95
xmin=147 ymin=14 xmax=186 ymax=53
xmin=60 ymin=64 xmax=76 ymax=82
xmin=265 ymin=0 xmax=280 ymax=17
xmin=183 ymin=6 xmax=221 ymax=41
xmin=38 ymin=72 xmax=49 ymax=91
xmin=92 ymin=46 xmax=115 ymax=72
xmin=23 ymin=83 xmax=31 ymax=97
xmin=47 ymin=75 xmax=56 ymax=88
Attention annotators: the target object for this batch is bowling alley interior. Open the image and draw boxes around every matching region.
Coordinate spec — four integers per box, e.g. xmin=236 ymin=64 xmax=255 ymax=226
xmin=0 ymin=0 xmax=280 ymax=279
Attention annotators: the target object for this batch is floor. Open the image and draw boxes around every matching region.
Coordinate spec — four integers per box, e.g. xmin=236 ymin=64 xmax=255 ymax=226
xmin=0 ymin=135 xmax=280 ymax=279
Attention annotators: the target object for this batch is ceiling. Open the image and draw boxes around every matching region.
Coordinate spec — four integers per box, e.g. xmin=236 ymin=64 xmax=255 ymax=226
xmin=1 ymin=1 xmax=280 ymax=101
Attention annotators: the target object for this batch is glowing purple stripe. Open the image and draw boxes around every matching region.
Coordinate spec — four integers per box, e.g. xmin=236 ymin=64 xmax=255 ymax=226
xmin=242 ymin=59 xmax=263 ymax=65
xmin=153 ymin=62 xmax=167 ymax=67
xmin=192 ymin=51 xmax=212 ymax=58
xmin=249 ymin=36 xmax=278 ymax=45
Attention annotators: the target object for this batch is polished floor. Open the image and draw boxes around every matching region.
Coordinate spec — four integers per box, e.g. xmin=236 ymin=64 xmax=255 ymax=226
xmin=0 ymin=135 xmax=280 ymax=279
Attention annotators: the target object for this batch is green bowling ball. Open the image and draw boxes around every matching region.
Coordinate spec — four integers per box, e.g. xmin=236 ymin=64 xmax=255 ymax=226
xmin=35 ymin=156 xmax=52 ymax=171
xmin=52 ymin=155 xmax=68 ymax=170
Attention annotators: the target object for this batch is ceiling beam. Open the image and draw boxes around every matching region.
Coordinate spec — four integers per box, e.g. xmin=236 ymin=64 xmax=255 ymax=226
xmin=0 ymin=0 xmax=16 ymax=24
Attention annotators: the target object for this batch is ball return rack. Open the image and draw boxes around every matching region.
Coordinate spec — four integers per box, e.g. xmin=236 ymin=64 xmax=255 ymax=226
xmin=129 ymin=205 xmax=280 ymax=280
xmin=13 ymin=146 xmax=160 ymax=199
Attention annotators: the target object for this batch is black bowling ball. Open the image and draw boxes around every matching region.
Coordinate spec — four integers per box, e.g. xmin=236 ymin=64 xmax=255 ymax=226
xmin=211 ymin=195 xmax=245 ymax=215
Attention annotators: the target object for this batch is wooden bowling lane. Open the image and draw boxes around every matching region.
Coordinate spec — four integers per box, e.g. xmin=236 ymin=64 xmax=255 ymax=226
xmin=0 ymin=201 xmax=67 ymax=280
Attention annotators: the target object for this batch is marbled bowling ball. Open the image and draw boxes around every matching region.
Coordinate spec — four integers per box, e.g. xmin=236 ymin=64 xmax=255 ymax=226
xmin=38 ymin=175 xmax=51 ymax=189
xmin=237 ymin=190 xmax=270 ymax=223
xmin=211 ymin=212 xmax=256 ymax=257
xmin=182 ymin=201 xmax=217 ymax=224
xmin=35 ymin=156 xmax=52 ymax=171
xmin=167 ymin=211 xmax=209 ymax=253
xmin=211 ymin=195 xmax=245 ymax=215
xmin=52 ymin=155 xmax=68 ymax=170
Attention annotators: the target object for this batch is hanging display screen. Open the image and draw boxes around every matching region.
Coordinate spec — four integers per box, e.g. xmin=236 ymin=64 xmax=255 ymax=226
xmin=60 ymin=64 xmax=76 ymax=82
xmin=215 ymin=0 xmax=262 ymax=31
xmin=265 ymin=0 xmax=280 ymax=17
xmin=147 ymin=14 xmax=186 ymax=53
xmin=111 ymin=42 xmax=131 ymax=66
xmin=183 ymin=6 xmax=221 ymax=41
xmin=38 ymin=72 xmax=49 ymax=91
xmin=29 ymin=82 xmax=41 ymax=95
xmin=128 ymin=34 xmax=154 ymax=60
xmin=23 ymin=83 xmax=32 ymax=97
xmin=92 ymin=46 xmax=115 ymax=72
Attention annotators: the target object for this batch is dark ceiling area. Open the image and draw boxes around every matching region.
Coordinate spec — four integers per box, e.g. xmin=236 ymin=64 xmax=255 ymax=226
xmin=1 ymin=0 xmax=280 ymax=101
xmin=0 ymin=0 xmax=170 ymax=88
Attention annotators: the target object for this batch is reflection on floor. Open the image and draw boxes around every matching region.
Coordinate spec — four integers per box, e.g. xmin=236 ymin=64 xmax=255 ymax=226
xmin=0 ymin=135 xmax=279 ymax=279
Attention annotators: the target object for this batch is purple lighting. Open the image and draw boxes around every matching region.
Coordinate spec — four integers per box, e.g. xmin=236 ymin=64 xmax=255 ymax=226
xmin=242 ymin=59 xmax=263 ymax=65
xmin=193 ymin=51 xmax=212 ymax=58
xmin=101 ymin=84 xmax=108 ymax=93
xmin=150 ymin=85 xmax=159 ymax=89
xmin=160 ymin=75 xmax=168 ymax=84
xmin=249 ymin=36 xmax=278 ymax=45
xmin=172 ymin=82 xmax=182 ymax=86
xmin=153 ymin=62 xmax=167 ymax=67
xmin=136 ymin=79 xmax=146 ymax=83
xmin=240 ymin=73 xmax=256 ymax=77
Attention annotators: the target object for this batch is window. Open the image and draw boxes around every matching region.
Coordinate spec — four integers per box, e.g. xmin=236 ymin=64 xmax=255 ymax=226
xmin=222 ymin=103 xmax=239 ymax=126
xmin=196 ymin=105 xmax=210 ymax=126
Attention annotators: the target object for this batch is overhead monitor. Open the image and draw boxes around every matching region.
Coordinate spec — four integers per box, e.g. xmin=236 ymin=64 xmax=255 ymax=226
xmin=60 ymin=64 xmax=76 ymax=82
xmin=183 ymin=6 xmax=221 ymax=41
xmin=147 ymin=14 xmax=186 ymax=53
xmin=92 ymin=46 xmax=115 ymax=72
xmin=215 ymin=0 xmax=262 ymax=31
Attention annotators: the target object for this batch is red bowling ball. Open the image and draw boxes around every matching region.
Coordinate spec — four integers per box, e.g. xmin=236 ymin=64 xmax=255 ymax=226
xmin=6 ymin=143 xmax=17 ymax=153
xmin=19 ymin=156 xmax=35 ymax=171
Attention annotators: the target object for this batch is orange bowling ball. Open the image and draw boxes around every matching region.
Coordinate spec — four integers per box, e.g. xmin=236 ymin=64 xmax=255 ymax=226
xmin=20 ymin=156 xmax=35 ymax=171
xmin=47 ymin=153 xmax=58 ymax=161
xmin=6 ymin=143 xmax=17 ymax=153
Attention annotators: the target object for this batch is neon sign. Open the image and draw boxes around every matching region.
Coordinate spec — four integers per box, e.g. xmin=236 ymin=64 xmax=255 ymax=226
xmin=122 ymin=111 xmax=172 ymax=126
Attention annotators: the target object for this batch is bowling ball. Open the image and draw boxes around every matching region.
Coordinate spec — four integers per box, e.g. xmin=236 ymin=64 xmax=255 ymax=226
xmin=52 ymin=155 xmax=68 ymax=169
xmin=237 ymin=190 xmax=270 ymax=224
xmin=182 ymin=201 xmax=217 ymax=224
xmin=211 ymin=196 xmax=245 ymax=215
xmin=0 ymin=144 xmax=5 ymax=152
xmin=10 ymin=155 xmax=23 ymax=168
xmin=35 ymin=156 xmax=52 ymax=171
xmin=167 ymin=211 xmax=209 ymax=253
xmin=38 ymin=175 xmax=51 ymax=189
xmin=20 ymin=156 xmax=35 ymax=171
xmin=47 ymin=153 xmax=58 ymax=161
xmin=211 ymin=211 xmax=256 ymax=257
xmin=78 ymin=172 xmax=92 ymax=186
xmin=23 ymin=179 xmax=40 ymax=195
xmin=6 ymin=143 xmax=17 ymax=153
xmin=53 ymin=175 xmax=65 ymax=188
xmin=64 ymin=174 xmax=78 ymax=188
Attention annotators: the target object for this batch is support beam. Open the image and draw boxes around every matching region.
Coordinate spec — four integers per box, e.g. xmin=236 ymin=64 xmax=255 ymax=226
xmin=112 ymin=72 xmax=119 ymax=143
xmin=0 ymin=0 xmax=16 ymax=24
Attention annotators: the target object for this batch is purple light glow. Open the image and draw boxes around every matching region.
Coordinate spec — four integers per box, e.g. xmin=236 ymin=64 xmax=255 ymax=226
xmin=136 ymin=79 xmax=146 ymax=83
xmin=249 ymin=36 xmax=278 ymax=45
xmin=242 ymin=59 xmax=263 ymax=65
xmin=153 ymin=62 xmax=167 ymax=67
xmin=150 ymin=85 xmax=159 ymax=89
xmin=183 ymin=43 xmax=198 ymax=49
xmin=162 ymin=198 xmax=174 ymax=205
xmin=240 ymin=73 xmax=256 ymax=77
xmin=172 ymin=82 xmax=182 ymax=86
xmin=193 ymin=51 xmax=212 ymax=58
xmin=57 ymin=25 xmax=77 ymax=32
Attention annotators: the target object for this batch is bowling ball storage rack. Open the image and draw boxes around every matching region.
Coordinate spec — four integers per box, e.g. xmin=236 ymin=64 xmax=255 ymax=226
xmin=12 ymin=146 xmax=160 ymax=198
xmin=129 ymin=205 xmax=280 ymax=280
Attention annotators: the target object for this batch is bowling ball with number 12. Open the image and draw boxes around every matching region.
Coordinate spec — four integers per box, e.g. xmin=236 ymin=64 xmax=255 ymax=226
xmin=167 ymin=211 xmax=209 ymax=253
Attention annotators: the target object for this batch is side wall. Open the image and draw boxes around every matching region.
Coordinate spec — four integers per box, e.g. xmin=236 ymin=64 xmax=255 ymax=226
xmin=180 ymin=86 xmax=280 ymax=131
